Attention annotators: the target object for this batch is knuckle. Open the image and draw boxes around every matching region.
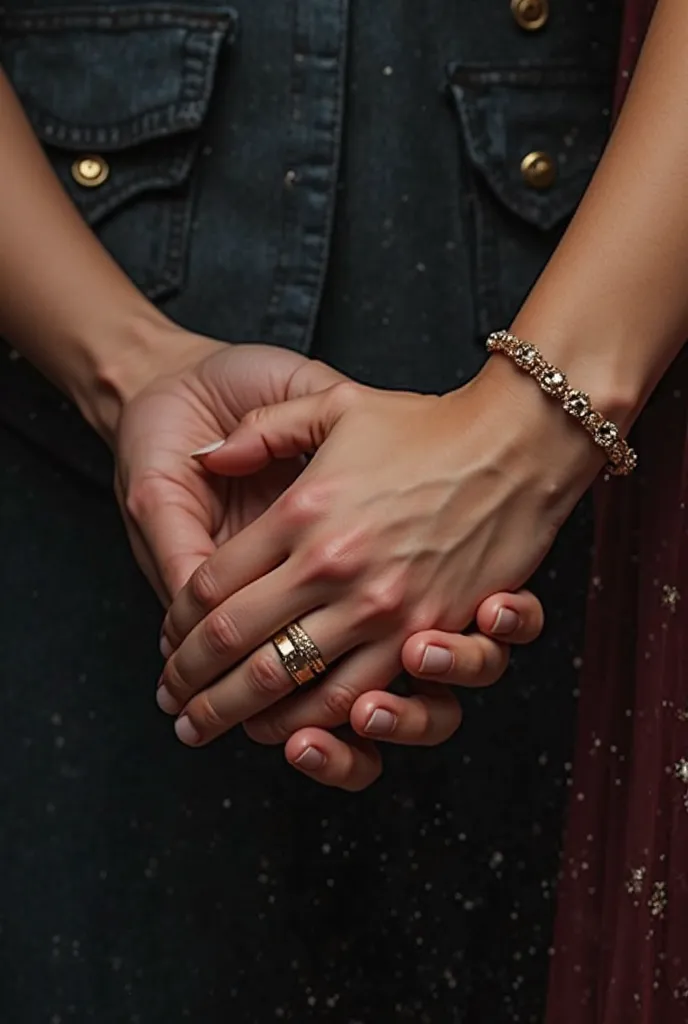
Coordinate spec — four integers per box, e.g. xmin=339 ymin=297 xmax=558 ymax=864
xmin=188 ymin=560 xmax=222 ymax=612
xmin=358 ymin=575 xmax=407 ymax=621
xmin=460 ymin=640 xmax=508 ymax=688
xmin=187 ymin=691 xmax=226 ymax=733
xmin=241 ymin=406 xmax=265 ymax=430
xmin=163 ymin=657 xmax=192 ymax=704
xmin=124 ymin=474 xmax=165 ymax=525
xmin=322 ymin=683 xmax=358 ymax=723
xmin=246 ymin=649 xmax=293 ymax=699
xmin=163 ymin=620 xmax=182 ymax=650
xmin=306 ymin=532 xmax=365 ymax=583
xmin=404 ymin=602 xmax=441 ymax=635
xmin=330 ymin=380 xmax=363 ymax=411
xmin=466 ymin=643 xmax=487 ymax=680
xmin=280 ymin=483 xmax=333 ymax=528
xmin=202 ymin=607 xmax=243 ymax=657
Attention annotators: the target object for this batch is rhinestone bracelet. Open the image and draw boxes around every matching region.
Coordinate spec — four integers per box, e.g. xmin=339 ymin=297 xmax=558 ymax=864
xmin=486 ymin=330 xmax=637 ymax=476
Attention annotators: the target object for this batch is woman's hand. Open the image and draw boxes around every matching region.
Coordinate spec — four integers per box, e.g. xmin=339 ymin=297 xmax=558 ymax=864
xmin=159 ymin=358 xmax=598 ymax=747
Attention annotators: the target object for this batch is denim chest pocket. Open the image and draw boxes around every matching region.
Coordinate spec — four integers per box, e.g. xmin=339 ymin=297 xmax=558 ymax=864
xmin=448 ymin=65 xmax=613 ymax=336
xmin=0 ymin=5 xmax=237 ymax=301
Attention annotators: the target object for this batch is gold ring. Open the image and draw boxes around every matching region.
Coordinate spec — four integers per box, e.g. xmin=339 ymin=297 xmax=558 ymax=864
xmin=271 ymin=621 xmax=327 ymax=687
xmin=271 ymin=631 xmax=315 ymax=687
xmin=286 ymin=621 xmax=327 ymax=676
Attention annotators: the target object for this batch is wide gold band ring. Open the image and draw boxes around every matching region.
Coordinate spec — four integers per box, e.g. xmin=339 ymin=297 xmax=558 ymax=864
xmin=271 ymin=621 xmax=327 ymax=687
xmin=285 ymin=622 xmax=327 ymax=676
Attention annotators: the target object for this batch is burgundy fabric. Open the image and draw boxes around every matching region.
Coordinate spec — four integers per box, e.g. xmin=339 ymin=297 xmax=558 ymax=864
xmin=545 ymin=3 xmax=688 ymax=1020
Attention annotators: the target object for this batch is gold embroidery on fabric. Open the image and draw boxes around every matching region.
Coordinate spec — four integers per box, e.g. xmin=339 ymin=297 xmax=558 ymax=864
xmin=626 ymin=866 xmax=646 ymax=896
xmin=648 ymin=881 xmax=668 ymax=918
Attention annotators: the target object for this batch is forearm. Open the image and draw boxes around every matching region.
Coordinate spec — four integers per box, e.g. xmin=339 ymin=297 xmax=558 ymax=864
xmin=504 ymin=0 xmax=687 ymax=431
xmin=0 ymin=68 xmax=180 ymax=437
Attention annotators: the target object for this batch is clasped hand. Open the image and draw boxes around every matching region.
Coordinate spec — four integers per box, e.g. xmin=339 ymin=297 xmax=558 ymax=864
xmin=156 ymin=365 xmax=582 ymax=786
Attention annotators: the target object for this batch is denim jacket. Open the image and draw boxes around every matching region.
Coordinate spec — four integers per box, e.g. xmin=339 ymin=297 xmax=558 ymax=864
xmin=0 ymin=1 xmax=621 ymax=482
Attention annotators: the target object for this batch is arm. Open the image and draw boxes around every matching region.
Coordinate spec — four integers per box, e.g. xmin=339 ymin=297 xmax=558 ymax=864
xmin=157 ymin=0 xmax=688 ymax=750
xmin=0 ymin=67 xmax=548 ymax=779
xmin=503 ymin=0 xmax=687 ymax=430
xmin=0 ymin=68 xmax=205 ymax=442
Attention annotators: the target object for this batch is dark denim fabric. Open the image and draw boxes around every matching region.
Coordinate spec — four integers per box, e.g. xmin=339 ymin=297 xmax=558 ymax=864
xmin=0 ymin=3 xmax=621 ymax=1021
xmin=0 ymin=0 xmax=619 ymax=478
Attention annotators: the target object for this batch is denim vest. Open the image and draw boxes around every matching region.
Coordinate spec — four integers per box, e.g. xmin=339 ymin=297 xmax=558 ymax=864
xmin=0 ymin=1 xmax=621 ymax=483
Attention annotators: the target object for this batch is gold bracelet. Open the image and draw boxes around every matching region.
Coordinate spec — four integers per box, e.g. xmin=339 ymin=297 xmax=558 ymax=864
xmin=486 ymin=330 xmax=637 ymax=476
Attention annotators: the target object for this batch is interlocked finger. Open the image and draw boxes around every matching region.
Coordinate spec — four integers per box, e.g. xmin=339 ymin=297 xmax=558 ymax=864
xmin=157 ymin=562 xmax=320 ymax=715
xmin=173 ymin=609 xmax=356 ymax=747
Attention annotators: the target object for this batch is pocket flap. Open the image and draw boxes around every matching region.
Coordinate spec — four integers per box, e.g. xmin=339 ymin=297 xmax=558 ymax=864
xmin=448 ymin=65 xmax=611 ymax=231
xmin=0 ymin=5 xmax=237 ymax=150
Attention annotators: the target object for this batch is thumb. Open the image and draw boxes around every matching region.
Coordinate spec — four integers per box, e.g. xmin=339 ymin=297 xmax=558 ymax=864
xmin=190 ymin=383 xmax=353 ymax=476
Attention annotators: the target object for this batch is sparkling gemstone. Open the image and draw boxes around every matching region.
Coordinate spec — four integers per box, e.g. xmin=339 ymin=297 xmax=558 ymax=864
xmin=595 ymin=421 xmax=619 ymax=445
xmin=514 ymin=344 xmax=537 ymax=368
xmin=607 ymin=440 xmax=636 ymax=475
xmin=563 ymin=390 xmax=590 ymax=419
xmin=541 ymin=368 xmax=567 ymax=395
xmin=487 ymin=331 xmax=508 ymax=352
xmin=585 ymin=411 xmax=604 ymax=432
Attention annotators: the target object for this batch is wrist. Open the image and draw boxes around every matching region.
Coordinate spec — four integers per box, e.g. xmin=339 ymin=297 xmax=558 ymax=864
xmin=508 ymin=287 xmax=684 ymax=434
xmin=458 ymin=355 xmax=604 ymax=516
xmin=510 ymin=320 xmax=641 ymax=434
xmin=69 ymin=308 xmax=167 ymax=441
xmin=72 ymin=311 xmax=221 ymax=445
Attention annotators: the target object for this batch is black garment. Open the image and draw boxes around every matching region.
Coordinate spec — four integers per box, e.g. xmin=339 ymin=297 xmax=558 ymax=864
xmin=0 ymin=2 xmax=620 ymax=1020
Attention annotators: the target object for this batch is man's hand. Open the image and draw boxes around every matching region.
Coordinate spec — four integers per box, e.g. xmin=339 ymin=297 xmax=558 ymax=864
xmin=115 ymin=335 xmax=342 ymax=603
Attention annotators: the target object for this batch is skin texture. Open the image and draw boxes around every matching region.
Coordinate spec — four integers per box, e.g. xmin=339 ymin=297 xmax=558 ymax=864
xmin=509 ymin=0 xmax=688 ymax=425
xmin=119 ymin=345 xmax=546 ymax=785
xmin=159 ymin=367 xmax=596 ymax=755
xmin=279 ymin=588 xmax=544 ymax=791
xmin=161 ymin=0 xmax=688 ymax=787
xmin=0 ymin=68 xmax=545 ymax=786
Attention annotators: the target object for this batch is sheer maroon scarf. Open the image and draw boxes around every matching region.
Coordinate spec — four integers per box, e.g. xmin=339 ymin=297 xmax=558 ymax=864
xmin=545 ymin=3 xmax=688 ymax=1020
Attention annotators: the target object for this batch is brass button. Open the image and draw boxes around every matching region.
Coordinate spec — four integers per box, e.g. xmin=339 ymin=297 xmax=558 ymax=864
xmin=71 ymin=155 xmax=110 ymax=188
xmin=520 ymin=151 xmax=556 ymax=190
xmin=511 ymin=0 xmax=549 ymax=31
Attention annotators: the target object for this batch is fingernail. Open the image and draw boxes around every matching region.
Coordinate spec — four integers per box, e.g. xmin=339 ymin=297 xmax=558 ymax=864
xmin=175 ymin=715 xmax=201 ymax=745
xmin=419 ymin=645 xmax=454 ymax=675
xmin=364 ymin=708 xmax=398 ymax=736
xmin=190 ymin=439 xmax=225 ymax=459
xmin=491 ymin=608 xmax=520 ymax=635
xmin=156 ymin=685 xmax=179 ymax=715
xmin=293 ymin=746 xmax=326 ymax=771
xmin=160 ymin=635 xmax=173 ymax=659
